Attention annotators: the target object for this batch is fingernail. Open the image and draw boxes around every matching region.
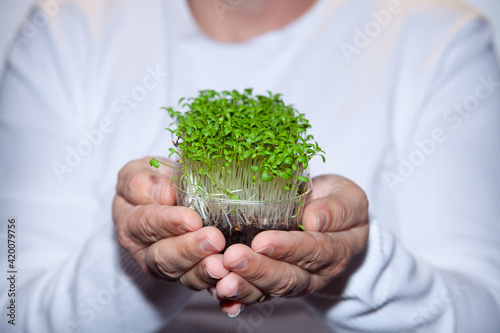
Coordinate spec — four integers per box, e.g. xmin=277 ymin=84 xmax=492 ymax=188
xmin=151 ymin=183 xmax=166 ymax=204
xmin=200 ymin=238 xmax=222 ymax=253
xmin=228 ymin=285 xmax=241 ymax=298
xmin=205 ymin=267 xmax=219 ymax=280
xmin=208 ymin=287 xmax=219 ymax=301
xmin=229 ymin=257 xmax=247 ymax=271
xmin=255 ymin=246 xmax=274 ymax=255
xmin=179 ymin=224 xmax=195 ymax=233
xmin=317 ymin=210 xmax=329 ymax=232
xmin=227 ymin=304 xmax=245 ymax=318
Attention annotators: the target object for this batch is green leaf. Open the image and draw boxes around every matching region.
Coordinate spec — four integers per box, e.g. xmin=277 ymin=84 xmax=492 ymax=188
xmin=279 ymin=171 xmax=292 ymax=179
xmin=297 ymin=156 xmax=307 ymax=163
xmin=242 ymin=150 xmax=252 ymax=159
xmin=295 ymin=176 xmax=310 ymax=183
xmin=262 ymin=170 xmax=274 ymax=182
xmin=168 ymin=147 xmax=179 ymax=158
xmin=250 ymin=166 xmax=261 ymax=172
xmin=276 ymin=153 xmax=287 ymax=166
xmin=149 ymin=158 xmax=159 ymax=168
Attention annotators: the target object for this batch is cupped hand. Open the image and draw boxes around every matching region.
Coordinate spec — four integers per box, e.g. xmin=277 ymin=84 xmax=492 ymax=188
xmin=112 ymin=157 xmax=229 ymax=291
xmin=214 ymin=175 xmax=369 ymax=316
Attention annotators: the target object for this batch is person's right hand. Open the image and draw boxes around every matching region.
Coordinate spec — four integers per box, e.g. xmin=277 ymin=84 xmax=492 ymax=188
xmin=112 ymin=157 xmax=229 ymax=291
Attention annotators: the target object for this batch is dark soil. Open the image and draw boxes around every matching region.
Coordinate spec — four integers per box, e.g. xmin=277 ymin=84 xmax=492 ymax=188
xmin=204 ymin=219 xmax=298 ymax=252
xmin=221 ymin=223 xmax=262 ymax=250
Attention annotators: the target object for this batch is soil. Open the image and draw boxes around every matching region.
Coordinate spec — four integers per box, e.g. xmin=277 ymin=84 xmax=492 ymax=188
xmin=221 ymin=224 xmax=262 ymax=250
xmin=204 ymin=218 xmax=298 ymax=252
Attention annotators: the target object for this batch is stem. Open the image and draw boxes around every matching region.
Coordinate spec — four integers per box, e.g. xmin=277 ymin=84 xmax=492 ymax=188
xmin=149 ymin=158 xmax=183 ymax=173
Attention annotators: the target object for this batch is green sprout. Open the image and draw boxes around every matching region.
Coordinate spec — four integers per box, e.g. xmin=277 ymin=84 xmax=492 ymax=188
xmin=150 ymin=89 xmax=325 ymax=229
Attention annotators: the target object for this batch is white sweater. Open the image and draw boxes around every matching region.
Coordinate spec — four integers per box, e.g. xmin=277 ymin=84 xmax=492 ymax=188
xmin=1 ymin=0 xmax=499 ymax=332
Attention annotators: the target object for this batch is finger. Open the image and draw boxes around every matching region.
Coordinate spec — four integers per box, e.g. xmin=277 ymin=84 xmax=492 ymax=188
xmin=215 ymin=272 xmax=266 ymax=304
xmin=301 ymin=175 xmax=369 ymax=232
xmin=116 ymin=157 xmax=177 ymax=205
xmin=113 ymin=195 xmax=203 ymax=248
xmin=145 ymin=226 xmax=226 ymax=280
xmin=218 ymin=300 xmax=246 ymax=318
xmin=179 ymin=254 xmax=230 ymax=291
xmin=222 ymin=244 xmax=313 ymax=298
xmin=251 ymin=227 xmax=368 ymax=273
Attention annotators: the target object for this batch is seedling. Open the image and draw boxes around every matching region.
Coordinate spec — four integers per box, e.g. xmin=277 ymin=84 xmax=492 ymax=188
xmin=151 ymin=89 xmax=325 ymax=247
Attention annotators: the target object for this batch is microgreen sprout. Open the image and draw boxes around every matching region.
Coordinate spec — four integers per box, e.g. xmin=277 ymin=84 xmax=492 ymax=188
xmin=150 ymin=89 xmax=325 ymax=230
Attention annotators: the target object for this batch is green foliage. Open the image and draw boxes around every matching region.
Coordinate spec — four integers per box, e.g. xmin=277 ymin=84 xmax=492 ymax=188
xmin=150 ymin=158 xmax=160 ymax=168
xmin=155 ymin=89 xmax=325 ymax=201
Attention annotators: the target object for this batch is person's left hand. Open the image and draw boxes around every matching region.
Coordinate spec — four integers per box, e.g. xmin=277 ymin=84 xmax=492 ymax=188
xmin=211 ymin=174 xmax=369 ymax=317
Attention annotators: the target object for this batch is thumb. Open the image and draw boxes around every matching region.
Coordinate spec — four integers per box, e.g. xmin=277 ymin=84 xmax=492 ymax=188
xmin=300 ymin=175 xmax=368 ymax=232
xmin=116 ymin=158 xmax=177 ymax=206
xmin=151 ymin=179 xmax=177 ymax=205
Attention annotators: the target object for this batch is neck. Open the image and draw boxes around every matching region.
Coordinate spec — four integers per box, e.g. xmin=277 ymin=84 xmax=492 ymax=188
xmin=187 ymin=0 xmax=317 ymax=43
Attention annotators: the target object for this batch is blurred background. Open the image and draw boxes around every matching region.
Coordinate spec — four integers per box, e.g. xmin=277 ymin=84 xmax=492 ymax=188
xmin=0 ymin=0 xmax=499 ymax=67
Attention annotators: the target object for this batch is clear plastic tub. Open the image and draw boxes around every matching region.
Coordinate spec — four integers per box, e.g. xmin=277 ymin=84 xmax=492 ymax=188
xmin=171 ymin=169 xmax=312 ymax=249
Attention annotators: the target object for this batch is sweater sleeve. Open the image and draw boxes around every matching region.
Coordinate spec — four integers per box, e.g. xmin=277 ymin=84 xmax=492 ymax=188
xmin=304 ymin=16 xmax=500 ymax=333
xmin=0 ymin=3 xmax=192 ymax=332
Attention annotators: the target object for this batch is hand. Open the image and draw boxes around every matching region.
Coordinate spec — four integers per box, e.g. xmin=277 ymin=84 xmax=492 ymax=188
xmin=112 ymin=157 xmax=229 ymax=291
xmin=213 ymin=175 xmax=369 ymax=316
